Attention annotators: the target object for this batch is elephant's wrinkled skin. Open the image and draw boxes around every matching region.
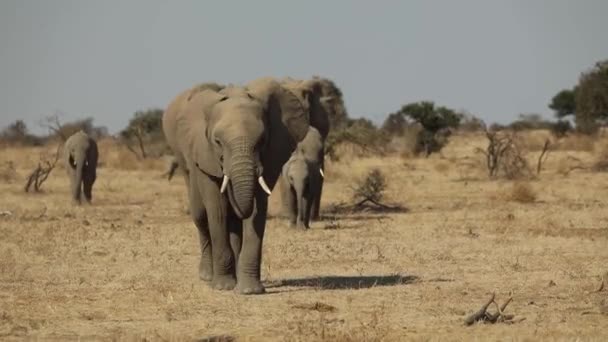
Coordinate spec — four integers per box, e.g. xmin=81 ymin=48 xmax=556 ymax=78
xmin=280 ymin=127 xmax=324 ymax=230
xmin=63 ymin=130 xmax=98 ymax=204
xmin=162 ymin=78 xmax=328 ymax=294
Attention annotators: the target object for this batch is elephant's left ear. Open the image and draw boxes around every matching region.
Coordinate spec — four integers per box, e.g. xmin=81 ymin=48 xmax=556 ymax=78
xmin=247 ymin=78 xmax=310 ymax=143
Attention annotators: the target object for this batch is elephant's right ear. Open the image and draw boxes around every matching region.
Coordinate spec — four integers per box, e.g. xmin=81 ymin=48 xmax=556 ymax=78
xmin=184 ymin=89 xmax=226 ymax=179
xmin=248 ymin=78 xmax=310 ymax=144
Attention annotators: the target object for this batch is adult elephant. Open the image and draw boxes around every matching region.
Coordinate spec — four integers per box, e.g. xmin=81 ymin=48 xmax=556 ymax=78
xmin=280 ymin=127 xmax=324 ymax=230
xmin=163 ymin=77 xmax=320 ymax=294
xmin=63 ymin=130 xmax=98 ymax=204
xmin=279 ymin=77 xmax=333 ymax=220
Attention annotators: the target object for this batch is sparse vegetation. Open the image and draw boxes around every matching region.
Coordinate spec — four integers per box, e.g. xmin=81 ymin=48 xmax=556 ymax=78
xmin=2 ymin=61 xmax=608 ymax=339
xmin=1 ymin=131 xmax=607 ymax=340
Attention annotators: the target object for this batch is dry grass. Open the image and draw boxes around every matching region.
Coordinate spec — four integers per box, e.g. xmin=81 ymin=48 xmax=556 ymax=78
xmin=1 ymin=132 xmax=608 ymax=341
xmin=555 ymin=134 xmax=596 ymax=152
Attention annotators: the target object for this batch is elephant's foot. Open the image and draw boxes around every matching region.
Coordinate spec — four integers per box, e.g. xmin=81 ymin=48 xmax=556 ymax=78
xmin=211 ymin=274 xmax=236 ymax=290
xmin=198 ymin=261 xmax=213 ymax=282
xmin=237 ymin=278 xmax=265 ymax=295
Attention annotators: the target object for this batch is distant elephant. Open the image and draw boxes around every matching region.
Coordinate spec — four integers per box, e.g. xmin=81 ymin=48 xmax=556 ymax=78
xmin=63 ymin=130 xmax=98 ymax=204
xmin=162 ymin=77 xmax=327 ymax=294
xmin=279 ymin=77 xmax=335 ymax=220
xmin=280 ymin=127 xmax=324 ymax=229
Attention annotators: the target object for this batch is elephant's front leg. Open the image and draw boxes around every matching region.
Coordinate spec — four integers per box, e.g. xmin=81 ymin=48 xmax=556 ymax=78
xmin=297 ymin=193 xmax=310 ymax=230
xmin=311 ymin=178 xmax=323 ymax=220
xmin=188 ymin=177 xmax=213 ymax=281
xmin=68 ymin=170 xmax=82 ymax=204
xmin=82 ymin=169 xmax=96 ymax=204
xmin=198 ymin=177 xmax=236 ymax=290
xmin=280 ymin=176 xmax=297 ymax=227
xmin=228 ymin=211 xmax=243 ymax=271
xmin=237 ymin=191 xmax=267 ymax=295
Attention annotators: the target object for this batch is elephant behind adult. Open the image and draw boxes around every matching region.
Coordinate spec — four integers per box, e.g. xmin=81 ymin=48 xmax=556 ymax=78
xmin=280 ymin=127 xmax=324 ymax=229
xmin=162 ymin=77 xmax=321 ymax=294
xmin=279 ymin=77 xmax=336 ymax=220
xmin=63 ymin=130 xmax=98 ymax=204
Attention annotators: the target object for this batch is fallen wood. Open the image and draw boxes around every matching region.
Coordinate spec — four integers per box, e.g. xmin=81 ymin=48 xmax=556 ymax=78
xmin=464 ymin=293 xmax=520 ymax=326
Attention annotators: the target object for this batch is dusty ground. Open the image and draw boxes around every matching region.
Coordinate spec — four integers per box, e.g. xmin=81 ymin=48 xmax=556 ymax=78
xmin=1 ymin=132 xmax=607 ymax=341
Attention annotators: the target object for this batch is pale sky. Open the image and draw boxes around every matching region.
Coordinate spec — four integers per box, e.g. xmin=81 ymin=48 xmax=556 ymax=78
xmin=1 ymin=0 xmax=607 ymax=134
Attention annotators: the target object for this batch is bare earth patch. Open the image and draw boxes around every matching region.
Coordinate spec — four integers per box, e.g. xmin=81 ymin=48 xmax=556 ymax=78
xmin=1 ymin=135 xmax=607 ymax=341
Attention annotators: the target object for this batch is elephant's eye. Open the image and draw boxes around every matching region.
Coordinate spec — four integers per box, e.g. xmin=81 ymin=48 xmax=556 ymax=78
xmin=214 ymin=138 xmax=222 ymax=147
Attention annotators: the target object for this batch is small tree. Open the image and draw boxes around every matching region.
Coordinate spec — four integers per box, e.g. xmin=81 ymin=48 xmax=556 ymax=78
xmin=120 ymin=108 xmax=165 ymax=159
xmin=575 ymin=60 xmax=608 ymax=134
xmin=353 ymin=169 xmax=387 ymax=206
xmin=385 ymin=101 xmax=462 ymax=156
xmin=549 ymin=89 xmax=576 ymax=118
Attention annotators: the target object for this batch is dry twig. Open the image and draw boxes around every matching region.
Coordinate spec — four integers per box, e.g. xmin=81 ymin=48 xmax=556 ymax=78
xmin=464 ymin=293 xmax=521 ymax=326
xmin=24 ymin=144 xmax=62 ymax=193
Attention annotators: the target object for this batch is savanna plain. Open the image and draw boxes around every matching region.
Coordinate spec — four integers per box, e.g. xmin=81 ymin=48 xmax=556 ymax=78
xmin=1 ymin=130 xmax=607 ymax=341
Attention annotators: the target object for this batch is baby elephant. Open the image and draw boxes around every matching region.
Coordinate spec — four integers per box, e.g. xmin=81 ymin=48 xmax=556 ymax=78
xmin=64 ymin=130 xmax=98 ymax=204
xmin=280 ymin=127 xmax=325 ymax=229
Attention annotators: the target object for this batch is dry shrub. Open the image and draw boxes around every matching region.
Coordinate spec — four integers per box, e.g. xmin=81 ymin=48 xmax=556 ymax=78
xmin=477 ymin=131 xmax=533 ymax=180
xmin=508 ymin=182 xmax=536 ymax=203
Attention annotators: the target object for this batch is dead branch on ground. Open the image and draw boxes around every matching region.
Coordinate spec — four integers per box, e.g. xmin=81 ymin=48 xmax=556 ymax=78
xmin=464 ymin=293 xmax=523 ymax=325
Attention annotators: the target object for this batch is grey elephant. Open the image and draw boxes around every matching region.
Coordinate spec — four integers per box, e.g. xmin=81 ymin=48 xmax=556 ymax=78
xmin=63 ymin=130 xmax=98 ymax=204
xmin=279 ymin=77 xmax=335 ymax=220
xmin=280 ymin=127 xmax=324 ymax=230
xmin=162 ymin=77 xmax=327 ymax=294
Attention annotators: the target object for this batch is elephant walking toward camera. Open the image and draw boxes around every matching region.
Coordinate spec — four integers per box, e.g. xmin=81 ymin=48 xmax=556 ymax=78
xmin=280 ymin=127 xmax=324 ymax=229
xmin=162 ymin=77 xmax=328 ymax=294
xmin=64 ymin=130 xmax=98 ymax=204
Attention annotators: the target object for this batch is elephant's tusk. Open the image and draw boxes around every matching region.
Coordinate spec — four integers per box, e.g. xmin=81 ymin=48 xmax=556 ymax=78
xmin=220 ymin=175 xmax=229 ymax=193
xmin=319 ymin=168 xmax=325 ymax=178
xmin=258 ymin=176 xmax=272 ymax=195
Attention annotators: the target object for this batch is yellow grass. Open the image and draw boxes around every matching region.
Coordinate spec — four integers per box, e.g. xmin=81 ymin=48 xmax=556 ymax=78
xmin=1 ymin=132 xmax=608 ymax=341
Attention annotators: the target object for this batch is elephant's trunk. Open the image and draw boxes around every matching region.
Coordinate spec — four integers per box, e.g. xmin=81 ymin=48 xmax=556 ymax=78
xmin=227 ymin=137 xmax=256 ymax=219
